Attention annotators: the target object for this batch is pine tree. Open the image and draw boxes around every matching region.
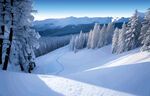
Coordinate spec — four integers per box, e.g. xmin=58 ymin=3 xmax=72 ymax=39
xmin=97 ymin=24 xmax=107 ymax=48
xmin=125 ymin=9 xmax=142 ymax=51
xmin=117 ymin=22 xmax=127 ymax=53
xmin=141 ymin=8 xmax=150 ymax=51
xmin=112 ymin=28 xmax=119 ymax=53
xmin=78 ymin=30 xmax=85 ymax=49
xmin=87 ymin=30 xmax=93 ymax=49
xmin=69 ymin=35 xmax=76 ymax=51
xmin=105 ymin=23 xmax=114 ymax=45
xmin=91 ymin=23 xmax=101 ymax=49
xmin=1 ymin=0 xmax=39 ymax=72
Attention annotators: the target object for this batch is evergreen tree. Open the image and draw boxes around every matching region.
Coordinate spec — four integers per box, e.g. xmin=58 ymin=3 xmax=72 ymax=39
xmin=105 ymin=23 xmax=114 ymax=45
xmin=0 ymin=0 xmax=40 ymax=72
xmin=125 ymin=9 xmax=142 ymax=51
xmin=91 ymin=23 xmax=101 ymax=49
xmin=69 ymin=30 xmax=89 ymax=52
xmin=117 ymin=22 xmax=127 ymax=53
xmin=87 ymin=30 xmax=93 ymax=49
xmin=78 ymin=30 xmax=85 ymax=49
xmin=97 ymin=24 xmax=107 ymax=48
xmin=112 ymin=28 xmax=119 ymax=53
xmin=69 ymin=35 xmax=76 ymax=51
xmin=141 ymin=8 xmax=150 ymax=51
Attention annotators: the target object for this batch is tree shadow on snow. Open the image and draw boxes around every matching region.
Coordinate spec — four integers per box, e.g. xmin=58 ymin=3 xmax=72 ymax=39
xmin=0 ymin=71 xmax=63 ymax=96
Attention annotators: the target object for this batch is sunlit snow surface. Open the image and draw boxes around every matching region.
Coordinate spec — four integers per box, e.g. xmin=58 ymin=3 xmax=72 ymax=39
xmin=1 ymin=45 xmax=150 ymax=96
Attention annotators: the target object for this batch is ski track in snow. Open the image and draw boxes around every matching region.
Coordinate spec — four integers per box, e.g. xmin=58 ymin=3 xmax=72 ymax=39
xmin=55 ymin=52 xmax=65 ymax=75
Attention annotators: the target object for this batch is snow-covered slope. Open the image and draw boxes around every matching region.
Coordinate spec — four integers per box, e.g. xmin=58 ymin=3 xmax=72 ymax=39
xmin=1 ymin=45 xmax=150 ymax=96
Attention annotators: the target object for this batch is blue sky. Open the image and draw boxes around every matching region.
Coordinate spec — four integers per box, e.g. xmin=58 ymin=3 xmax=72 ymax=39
xmin=33 ymin=0 xmax=150 ymax=20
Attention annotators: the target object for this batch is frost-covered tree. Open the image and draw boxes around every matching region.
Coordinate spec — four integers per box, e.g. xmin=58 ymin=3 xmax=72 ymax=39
xmin=141 ymin=8 xmax=150 ymax=51
xmin=0 ymin=0 xmax=15 ymax=70
xmin=105 ymin=23 xmax=114 ymax=45
xmin=69 ymin=30 xmax=89 ymax=52
xmin=78 ymin=30 xmax=85 ymax=49
xmin=112 ymin=28 xmax=119 ymax=53
xmin=91 ymin=23 xmax=101 ymax=49
xmin=69 ymin=35 xmax=76 ymax=51
xmin=117 ymin=22 xmax=127 ymax=53
xmin=124 ymin=9 xmax=142 ymax=51
xmin=0 ymin=0 xmax=40 ymax=72
xmin=87 ymin=30 xmax=93 ymax=49
xmin=97 ymin=24 xmax=107 ymax=48
xmin=36 ymin=35 xmax=71 ymax=57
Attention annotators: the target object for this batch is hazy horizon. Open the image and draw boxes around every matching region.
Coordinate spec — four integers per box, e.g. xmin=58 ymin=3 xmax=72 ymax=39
xmin=33 ymin=0 xmax=150 ymax=20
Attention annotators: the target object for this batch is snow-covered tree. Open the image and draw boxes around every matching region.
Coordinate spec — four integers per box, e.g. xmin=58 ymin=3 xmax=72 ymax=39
xmin=36 ymin=35 xmax=71 ymax=57
xmin=117 ymin=22 xmax=127 ymax=53
xmin=124 ymin=9 xmax=142 ymax=51
xmin=91 ymin=23 xmax=101 ymax=49
xmin=97 ymin=24 xmax=107 ymax=48
xmin=69 ymin=35 xmax=76 ymax=51
xmin=112 ymin=28 xmax=119 ymax=53
xmin=78 ymin=30 xmax=85 ymax=49
xmin=87 ymin=30 xmax=93 ymax=49
xmin=105 ymin=23 xmax=114 ymax=45
xmin=0 ymin=0 xmax=15 ymax=70
xmin=0 ymin=0 xmax=40 ymax=72
xmin=141 ymin=8 xmax=150 ymax=51
xmin=69 ymin=30 xmax=88 ymax=52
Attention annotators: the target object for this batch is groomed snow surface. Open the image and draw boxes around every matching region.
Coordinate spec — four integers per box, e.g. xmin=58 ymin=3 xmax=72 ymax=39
xmin=1 ymin=45 xmax=150 ymax=96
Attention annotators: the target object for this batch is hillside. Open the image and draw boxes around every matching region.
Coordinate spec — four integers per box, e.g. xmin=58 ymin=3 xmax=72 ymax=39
xmin=1 ymin=45 xmax=150 ymax=96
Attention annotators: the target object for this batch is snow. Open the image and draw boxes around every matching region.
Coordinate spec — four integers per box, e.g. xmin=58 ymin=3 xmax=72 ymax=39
xmin=1 ymin=45 xmax=150 ymax=96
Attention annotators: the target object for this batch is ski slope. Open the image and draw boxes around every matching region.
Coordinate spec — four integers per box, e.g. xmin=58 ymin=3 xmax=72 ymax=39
xmin=1 ymin=45 xmax=150 ymax=96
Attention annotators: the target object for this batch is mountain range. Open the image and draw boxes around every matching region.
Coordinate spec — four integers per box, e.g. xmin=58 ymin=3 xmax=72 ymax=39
xmin=33 ymin=11 xmax=146 ymax=36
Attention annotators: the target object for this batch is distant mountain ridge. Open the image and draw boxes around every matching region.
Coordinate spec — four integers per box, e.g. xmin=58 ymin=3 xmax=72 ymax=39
xmin=34 ymin=17 xmax=130 ymax=31
xmin=34 ymin=11 xmax=146 ymax=36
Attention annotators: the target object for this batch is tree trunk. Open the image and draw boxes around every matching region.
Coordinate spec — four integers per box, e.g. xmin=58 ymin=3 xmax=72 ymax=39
xmin=3 ymin=28 xmax=13 ymax=70
xmin=3 ymin=0 xmax=14 ymax=70
xmin=0 ymin=0 xmax=6 ymax=65
xmin=0 ymin=26 xmax=5 ymax=64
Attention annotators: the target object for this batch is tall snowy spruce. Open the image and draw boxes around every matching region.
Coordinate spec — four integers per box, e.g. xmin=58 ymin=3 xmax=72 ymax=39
xmin=69 ymin=35 xmax=76 ymax=51
xmin=87 ymin=30 xmax=93 ymax=48
xmin=140 ymin=8 xmax=150 ymax=51
xmin=124 ymin=9 xmax=141 ymax=51
xmin=105 ymin=23 xmax=114 ymax=45
xmin=112 ymin=28 xmax=119 ymax=53
xmin=91 ymin=23 xmax=101 ymax=49
xmin=97 ymin=24 xmax=107 ymax=48
xmin=117 ymin=22 xmax=127 ymax=53
xmin=0 ymin=0 xmax=40 ymax=72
